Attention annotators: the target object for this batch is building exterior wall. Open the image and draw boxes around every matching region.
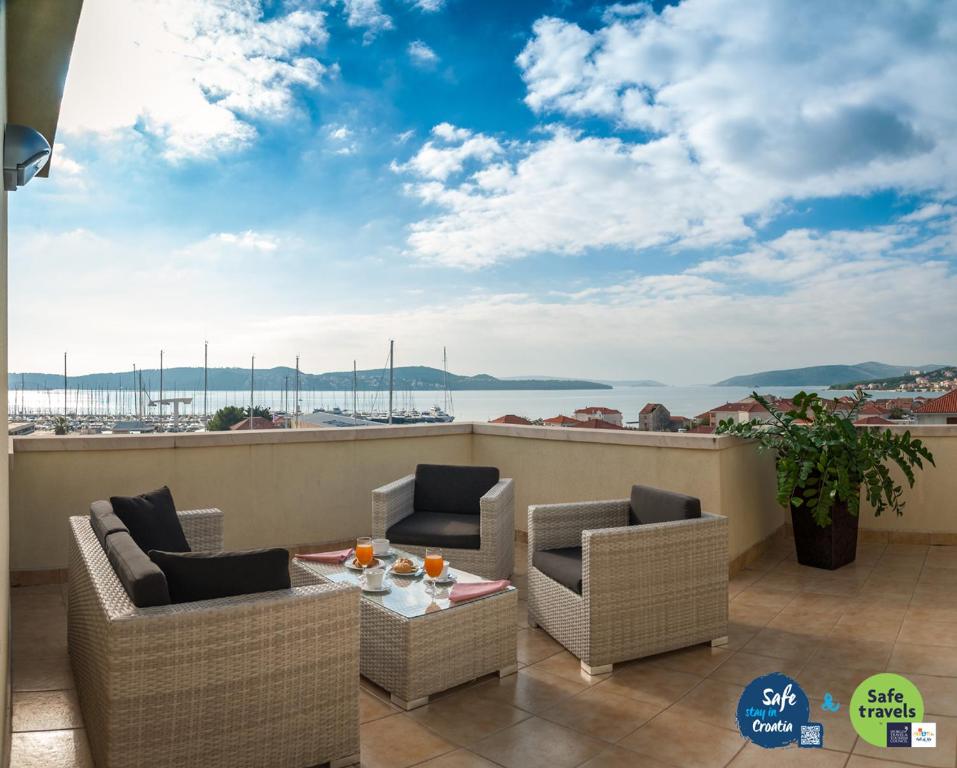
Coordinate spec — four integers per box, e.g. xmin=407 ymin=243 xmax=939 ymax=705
xmin=0 ymin=6 xmax=10 ymax=762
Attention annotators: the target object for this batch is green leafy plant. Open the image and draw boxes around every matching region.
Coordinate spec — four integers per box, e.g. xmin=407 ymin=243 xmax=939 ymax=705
xmin=716 ymin=391 xmax=934 ymax=526
xmin=52 ymin=416 xmax=71 ymax=435
xmin=206 ymin=405 xmax=272 ymax=431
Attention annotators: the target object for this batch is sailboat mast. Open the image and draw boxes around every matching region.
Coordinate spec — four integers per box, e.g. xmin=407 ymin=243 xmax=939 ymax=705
xmin=63 ymin=352 xmax=68 ymax=415
xmin=353 ymin=360 xmax=358 ymax=425
xmin=250 ymin=355 xmax=255 ymax=430
xmin=443 ymin=347 xmax=449 ymax=413
xmin=388 ymin=340 xmax=394 ymax=425
xmin=295 ymin=354 xmax=300 ymax=427
xmin=203 ymin=340 xmax=208 ymax=422
xmin=159 ymin=350 xmax=164 ymax=419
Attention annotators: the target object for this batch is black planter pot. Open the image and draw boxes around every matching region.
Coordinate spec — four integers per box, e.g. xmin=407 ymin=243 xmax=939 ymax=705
xmin=790 ymin=500 xmax=859 ymax=570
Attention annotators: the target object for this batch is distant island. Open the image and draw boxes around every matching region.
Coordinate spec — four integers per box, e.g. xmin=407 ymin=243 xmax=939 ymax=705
xmin=714 ymin=361 xmax=949 ymax=387
xmin=829 ymin=366 xmax=956 ymax=391
xmin=8 ymin=365 xmax=612 ymax=392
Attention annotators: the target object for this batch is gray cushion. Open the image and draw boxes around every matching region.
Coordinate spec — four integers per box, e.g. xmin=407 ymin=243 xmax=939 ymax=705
xmin=90 ymin=500 xmax=128 ymax=551
xmin=414 ymin=464 xmax=499 ymax=515
xmin=105 ymin=531 xmax=171 ymax=607
xmin=387 ymin=511 xmax=481 ymax=550
xmin=533 ymin=547 xmax=583 ymax=595
xmin=629 ymin=485 xmax=701 ymax=525
xmin=149 ymin=548 xmax=290 ymax=604
xmin=110 ymin=486 xmax=191 ymax=554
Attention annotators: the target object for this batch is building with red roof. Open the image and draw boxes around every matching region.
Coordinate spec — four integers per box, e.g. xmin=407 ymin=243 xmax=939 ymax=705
xmin=489 ymin=414 xmax=533 ymax=425
xmin=574 ymin=406 xmax=623 ymax=427
xmin=637 ymin=403 xmax=670 ymax=431
xmin=854 ymin=415 xmax=894 ymax=426
xmin=914 ymin=388 xmax=957 ymax=424
xmin=230 ymin=416 xmax=277 ymax=431
xmin=543 ymin=415 xmax=578 ymax=426
xmin=570 ymin=418 xmax=625 ymax=430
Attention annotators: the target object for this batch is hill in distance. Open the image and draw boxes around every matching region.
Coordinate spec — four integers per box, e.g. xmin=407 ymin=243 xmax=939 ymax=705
xmin=714 ymin=362 xmax=949 ymax=387
xmin=9 ymin=365 xmax=612 ymax=392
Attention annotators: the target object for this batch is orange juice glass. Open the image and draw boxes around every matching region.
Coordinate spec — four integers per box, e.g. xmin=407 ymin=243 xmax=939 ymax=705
xmin=355 ymin=537 xmax=374 ymax=567
xmin=424 ymin=548 xmax=444 ymax=579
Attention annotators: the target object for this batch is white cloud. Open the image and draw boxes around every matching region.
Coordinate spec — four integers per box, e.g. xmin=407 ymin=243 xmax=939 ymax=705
xmin=340 ymin=0 xmax=393 ymax=41
xmin=59 ymin=0 xmax=330 ymax=161
xmin=397 ymin=1 xmax=957 ymax=267
xmin=178 ymin=230 xmax=282 ymax=262
xmin=408 ymin=41 xmax=439 ymax=67
xmin=409 ymin=0 xmax=445 ymax=11
xmin=392 ymin=123 xmax=502 ymax=184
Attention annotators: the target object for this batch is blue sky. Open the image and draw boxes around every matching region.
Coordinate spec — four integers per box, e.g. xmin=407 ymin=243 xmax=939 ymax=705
xmin=9 ymin=0 xmax=957 ymax=383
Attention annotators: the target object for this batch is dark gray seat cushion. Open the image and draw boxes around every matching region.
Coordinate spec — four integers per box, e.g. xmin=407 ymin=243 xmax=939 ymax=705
xmin=105 ymin=531 xmax=171 ymax=607
xmin=90 ymin=500 xmax=129 ymax=551
xmin=110 ymin=486 xmax=191 ymax=554
xmin=533 ymin=547 xmax=583 ymax=595
xmin=629 ymin=485 xmax=701 ymax=525
xmin=414 ymin=464 xmax=499 ymax=515
xmin=387 ymin=511 xmax=481 ymax=550
xmin=148 ymin=548 xmax=291 ymax=604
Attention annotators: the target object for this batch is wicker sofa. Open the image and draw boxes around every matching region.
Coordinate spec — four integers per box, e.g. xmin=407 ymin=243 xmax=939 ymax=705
xmin=372 ymin=465 xmax=514 ymax=579
xmin=527 ymin=496 xmax=728 ymax=675
xmin=68 ymin=507 xmax=361 ymax=768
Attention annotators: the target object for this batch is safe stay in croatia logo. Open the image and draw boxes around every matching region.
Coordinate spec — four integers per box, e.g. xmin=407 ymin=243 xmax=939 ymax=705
xmin=736 ymin=673 xmax=822 ymax=749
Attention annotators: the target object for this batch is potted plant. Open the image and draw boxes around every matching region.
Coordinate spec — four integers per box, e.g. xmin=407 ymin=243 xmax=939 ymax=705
xmin=52 ymin=416 xmax=71 ymax=436
xmin=716 ymin=391 xmax=934 ymax=569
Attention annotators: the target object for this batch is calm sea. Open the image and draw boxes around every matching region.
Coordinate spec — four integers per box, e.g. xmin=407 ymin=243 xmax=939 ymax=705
xmin=8 ymin=385 xmax=928 ymax=422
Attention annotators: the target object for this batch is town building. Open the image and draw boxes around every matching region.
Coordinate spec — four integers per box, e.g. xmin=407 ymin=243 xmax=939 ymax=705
xmin=913 ymin=389 xmax=957 ymax=425
xmin=230 ymin=416 xmax=278 ymax=430
xmin=489 ymin=414 xmax=533 ymax=425
xmin=637 ymin=403 xmax=671 ymax=431
xmin=542 ymin=415 xmax=578 ymax=427
xmin=573 ymin=406 xmax=623 ymax=427
xmin=570 ymin=418 xmax=625 ymax=430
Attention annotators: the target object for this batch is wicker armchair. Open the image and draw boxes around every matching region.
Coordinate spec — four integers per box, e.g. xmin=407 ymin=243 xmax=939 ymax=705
xmin=372 ymin=471 xmax=515 ymax=579
xmin=68 ymin=508 xmax=361 ymax=768
xmin=527 ymin=499 xmax=728 ymax=675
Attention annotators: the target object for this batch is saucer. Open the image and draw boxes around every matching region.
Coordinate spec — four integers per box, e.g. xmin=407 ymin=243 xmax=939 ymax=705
xmin=373 ymin=549 xmax=396 ymax=559
xmin=345 ymin=557 xmax=381 ymax=571
xmin=360 ymin=583 xmax=391 ymax=594
xmin=433 ymin=572 xmax=457 ymax=585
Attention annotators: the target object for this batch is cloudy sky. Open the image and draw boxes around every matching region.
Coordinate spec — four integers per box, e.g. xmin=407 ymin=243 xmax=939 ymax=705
xmin=9 ymin=0 xmax=957 ymax=383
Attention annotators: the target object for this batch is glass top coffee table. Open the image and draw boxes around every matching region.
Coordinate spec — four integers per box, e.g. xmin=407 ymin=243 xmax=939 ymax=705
xmin=298 ymin=549 xmax=518 ymax=709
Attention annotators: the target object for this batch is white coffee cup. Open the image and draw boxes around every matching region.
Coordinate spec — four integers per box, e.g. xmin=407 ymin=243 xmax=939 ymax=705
xmin=364 ymin=567 xmax=385 ymax=590
xmin=438 ymin=560 xmax=450 ymax=580
xmin=373 ymin=538 xmax=390 ymax=556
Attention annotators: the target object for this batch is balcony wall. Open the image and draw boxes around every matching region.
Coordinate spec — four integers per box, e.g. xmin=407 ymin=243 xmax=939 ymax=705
xmin=8 ymin=422 xmax=957 ymax=576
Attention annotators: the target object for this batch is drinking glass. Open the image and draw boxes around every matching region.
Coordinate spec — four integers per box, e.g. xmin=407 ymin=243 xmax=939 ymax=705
xmin=424 ymin=547 xmax=443 ymax=593
xmin=355 ymin=537 xmax=374 ymax=568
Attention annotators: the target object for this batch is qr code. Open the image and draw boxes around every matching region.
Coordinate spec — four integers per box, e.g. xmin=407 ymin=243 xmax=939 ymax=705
xmin=800 ymin=724 xmax=823 ymax=748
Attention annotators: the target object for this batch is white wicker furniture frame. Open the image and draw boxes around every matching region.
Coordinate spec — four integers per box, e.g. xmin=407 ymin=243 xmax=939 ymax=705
xmin=527 ymin=499 xmax=728 ymax=675
xmin=298 ymin=551 xmax=518 ymax=710
xmin=68 ymin=508 xmax=361 ymax=768
xmin=372 ymin=474 xmax=515 ymax=579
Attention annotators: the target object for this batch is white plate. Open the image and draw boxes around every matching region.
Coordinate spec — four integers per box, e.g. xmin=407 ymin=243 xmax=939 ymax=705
xmin=388 ymin=564 xmax=424 ymax=578
xmin=344 ymin=557 xmax=383 ymax=572
xmin=433 ymin=572 xmax=457 ymax=585
xmin=360 ymin=583 xmax=391 ymax=594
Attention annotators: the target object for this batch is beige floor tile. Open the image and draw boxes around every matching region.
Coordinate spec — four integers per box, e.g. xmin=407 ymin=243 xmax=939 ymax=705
xmin=889 ymin=643 xmax=957 ymax=677
xmin=408 ymin=687 xmax=531 ymax=746
xmin=796 ymin=663 xmax=870 ymax=704
xmin=515 ymin=600 xmax=529 ymax=629
xmin=814 ymin=704 xmax=859 ymax=752
xmin=709 ymin=651 xmax=804 ymax=687
xmin=595 ymin=663 xmax=702 ymax=708
xmin=808 ymin=638 xmax=893 ymax=672
xmin=360 ymin=689 xmax=397 ymax=724
xmin=733 ymin=587 xmax=797 ymax=611
xmin=906 ymin=673 xmax=957 ymax=717
xmin=13 ymin=691 xmax=84 ymax=732
xmin=670 ymin=678 xmax=743 ymax=731
xmin=12 ymin=613 xmax=68 ymax=659
xmin=618 ymin=711 xmax=745 ymax=768
xmin=897 ymin=620 xmax=957 ymax=648
xmin=905 ymin=605 xmax=957 ymax=626
xmin=725 ymin=622 xmax=758 ymax=651
xmin=647 ymin=644 xmax=733 ymax=676
xmin=577 ymin=744 xmax=674 ymax=768
xmin=729 ymin=601 xmax=784 ymax=628
xmin=728 ymin=743 xmax=848 ymax=767
xmin=471 ymin=716 xmax=606 ymax=768
xmin=884 ymin=543 xmax=930 ymax=557
xmin=12 ymin=655 xmax=75 ymax=692
xmin=414 ymin=749 xmax=501 ymax=768
xmin=538 ymin=685 xmax=662 ymax=743
xmin=530 ymin=651 xmax=608 ymax=686
xmin=847 ymin=757 xmax=933 ymax=768
xmin=516 ymin=629 xmax=563 ymax=665
xmin=471 ymin=666 xmax=588 ymax=715
xmin=10 ymin=730 xmax=93 ymax=768
xmin=742 ymin=627 xmax=821 ymax=663
xmin=359 ymin=713 xmax=456 ymax=768
xmin=830 ymin=615 xmax=904 ymax=644
xmin=925 ymin=547 xmax=957 ymax=570
xmin=852 ymin=713 xmax=956 ymax=767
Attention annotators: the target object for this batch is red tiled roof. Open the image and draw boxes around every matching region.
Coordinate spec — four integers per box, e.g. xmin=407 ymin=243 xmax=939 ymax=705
xmin=857 ymin=401 xmax=889 ymax=415
xmin=710 ymin=401 xmax=769 ymax=413
xmin=230 ymin=416 xmax=277 ymax=430
xmin=670 ymin=415 xmax=689 ymax=422
xmin=914 ymin=389 xmax=957 ymax=414
xmin=639 ymin=403 xmax=663 ymax=415
xmin=570 ymin=418 xmax=625 ymax=430
xmin=543 ymin=415 xmax=578 ymax=425
xmin=854 ymin=416 xmax=894 ymax=425
xmin=575 ymin=406 xmax=622 ymax=415
xmin=490 ymin=414 xmax=532 ymax=425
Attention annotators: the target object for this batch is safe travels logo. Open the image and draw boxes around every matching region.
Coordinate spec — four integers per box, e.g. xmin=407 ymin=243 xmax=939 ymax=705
xmin=850 ymin=673 xmax=936 ymax=749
